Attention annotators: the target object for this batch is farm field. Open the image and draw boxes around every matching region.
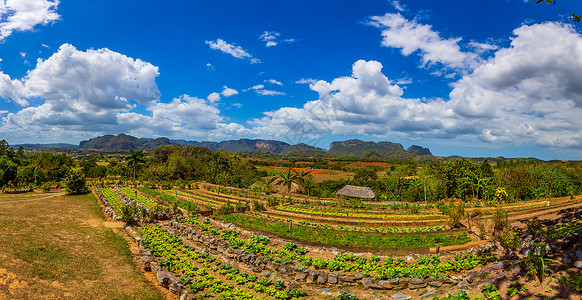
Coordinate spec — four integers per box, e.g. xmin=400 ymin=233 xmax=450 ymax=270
xmin=258 ymin=166 xmax=354 ymax=182
xmin=92 ymin=183 xmax=582 ymax=300
xmin=0 ymin=191 xmax=163 ymax=300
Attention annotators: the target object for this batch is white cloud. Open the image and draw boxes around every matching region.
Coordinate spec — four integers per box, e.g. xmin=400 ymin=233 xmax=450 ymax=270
xmin=296 ymin=78 xmax=317 ymax=85
xmin=259 ymin=31 xmax=280 ymax=47
xmin=207 ymin=92 xmax=221 ymax=103
xmin=206 ymin=63 xmax=215 ymax=70
xmin=391 ymin=0 xmax=405 ymax=12
xmin=249 ymin=22 xmax=582 ymax=150
xmin=0 ymin=0 xmax=60 ymax=41
xmin=221 ymin=86 xmax=238 ymax=97
xmin=251 ymin=84 xmax=264 ymax=90
xmin=283 ymin=38 xmax=295 ymax=43
xmin=369 ymin=13 xmax=477 ymax=70
xmin=256 ymin=89 xmax=285 ymax=96
xmin=205 ymin=39 xmax=260 ymax=63
xmin=41 ymin=43 xmax=49 ymax=48
xmin=265 ymin=79 xmax=282 ymax=86
xmin=20 ymin=52 xmax=26 ymax=57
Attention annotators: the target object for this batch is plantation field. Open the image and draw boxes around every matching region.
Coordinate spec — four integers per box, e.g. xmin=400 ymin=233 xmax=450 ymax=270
xmin=257 ymin=166 xmax=354 ymax=182
xmin=0 ymin=192 xmax=162 ymax=299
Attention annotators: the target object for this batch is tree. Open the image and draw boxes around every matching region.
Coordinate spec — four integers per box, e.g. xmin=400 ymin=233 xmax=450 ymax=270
xmin=126 ymin=149 xmax=146 ymax=181
xmin=293 ymin=169 xmax=312 ymax=192
xmin=354 ymin=168 xmax=378 ymax=182
xmin=276 ymin=168 xmax=298 ymax=193
xmin=65 ymin=167 xmax=89 ymax=195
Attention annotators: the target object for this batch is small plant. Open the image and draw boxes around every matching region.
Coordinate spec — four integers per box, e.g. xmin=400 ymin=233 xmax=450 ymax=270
xmin=283 ymin=241 xmax=297 ymax=251
xmin=481 ymin=283 xmax=502 ymax=300
xmin=512 ymin=241 xmax=559 ymax=285
xmin=506 ymin=282 xmax=527 ymax=297
xmin=338 ymin=292 xmax=358 ymax=300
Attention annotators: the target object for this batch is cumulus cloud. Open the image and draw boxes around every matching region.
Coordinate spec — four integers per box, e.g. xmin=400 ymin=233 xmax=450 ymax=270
xmin=207 ymin=92 xmax=221 ymax=103
xmin=296 ymin=78 xmax=317 ymax=85
xmin=369 ymin=13 xmax=478 ymax=71
xmin=221 ymin=86 xmax=238 ymax=97
xmin=265 ymin=79 xmax=282 ymax=86
xmin=249 ymin=23 xmax=582 ymax=150
xmin=0 ymin=0 xmax=60 ymax=41
xmin=205 ymin=39 xmax=260 ymax=63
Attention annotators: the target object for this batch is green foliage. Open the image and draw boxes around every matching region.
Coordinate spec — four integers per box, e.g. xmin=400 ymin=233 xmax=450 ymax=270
xmin=338 ymin=292 xmax=359 ymax=300
xmin=65 ymin=167 xmax=90 ymax=195
xmin=512 ymin=241 xmax=559 ymax=284
xmin=481 ymin=283 xmax=502 ymax=300
xmin=492 ymin=205 xmax=509 ymax=234
xmin=557 ymin=274 xmax=582 ymax=292
xmin=506 ymin=282 xmax=527 ymax=297
xmin=499 ymin=228 xmax=521 ymax=251
xmin=447 ymin=201 xmax=465 ymax=228
xmin=120 ymin=204 xmax=135 ymax=224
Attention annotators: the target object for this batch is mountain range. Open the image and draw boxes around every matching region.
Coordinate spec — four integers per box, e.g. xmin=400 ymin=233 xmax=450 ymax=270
xmin=16 ymin=134 xmax=432 ymax=158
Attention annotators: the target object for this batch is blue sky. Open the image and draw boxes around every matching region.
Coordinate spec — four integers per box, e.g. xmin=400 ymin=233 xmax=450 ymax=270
xmin=1 ymin=0 xmax=582 ymax=160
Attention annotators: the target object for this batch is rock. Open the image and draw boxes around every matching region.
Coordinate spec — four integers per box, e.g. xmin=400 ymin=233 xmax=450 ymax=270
xmin=354 ymin=274 xmax=364 ymax=280
xmin=328 ymin=273 xmax=339 ymax=284
xmin=317 ymin=273 xmax=327 ymax=284
xmin=169 ymin=282 xmax=185 ymax=295
xmin=319 ymin=288 xmax=333 ymax=296
xmin=574 ymin=260 xmax=582 ymax=269
xmin=408 ymin=278 xmax=427 ymax=289
xmin=262 ymin=271 xmax=272 ymax=278
xmin=521 ymin=246 xmax=531 ymax=256
xmin=308 ymin=270 xmax=318 ymax=282
xmin=288 ymin=280 xmax=299 ymax=288
xmin=330 ymin=247 xmax=341 ymax=255
xmin=576 ymin=251 xmax=582 ymax=260
xmin=376 ymin=280 xmax=393 ymax=290
xmin=564 ymin=255 xmax=573 ymax=266
xmin=362 ymin=277 xmax=375 ymax=289
xmin=429 ymin=278 xmax=444 ymax=287
xmin=339 ymin=275 xmax=358 ymax=283
xmin=156 ymin=270 xmax=174 ymax=287
xmin=451 ymin=274 xmax=463 ymax=282
xmin=491 ymin=262 xmax=505 ymax=270
xmin=141 ymin=255 xmax=152 ymax=272
xmin=150 ymin=261 xmax=161 ymax=273
xmin=419 ymin=290 xmax=444 ymax=299
xmin=391 ymin=291 xmax=413 ymax=300
xmin=295 ymin=273 xmax=308 ymax=281
xmin=180 ymin=292 xmax=195 ymax=300
xmin=464 ymin=272 xmax=475 ymax=283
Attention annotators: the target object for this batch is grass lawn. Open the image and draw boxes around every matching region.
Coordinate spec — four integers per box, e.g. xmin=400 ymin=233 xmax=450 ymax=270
xmin=0 ymin=192 xmax=162 ymax=299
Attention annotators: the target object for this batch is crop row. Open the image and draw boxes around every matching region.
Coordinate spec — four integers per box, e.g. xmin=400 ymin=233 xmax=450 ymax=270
xmin=138 ymin=224 xmax=306 ymax=299
xmin=181 ymin=217 xmax=494 ymax=279
xmin=120 ymin=187 xmax=158 ymax=210
xmin=275 ymin=205 xmax=441 ymax=220
xmin=285 ymin=203 xmax=435 ymax=215
xmin=246 ymin=212 xmax=450 ymax=234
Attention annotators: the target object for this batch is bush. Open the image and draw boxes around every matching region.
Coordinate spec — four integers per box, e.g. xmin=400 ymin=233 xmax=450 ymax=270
xmin=253 ymin=200 xmax=265 ymax=211
xmin=64 ymin=167 xmax=89 ymax=195
xmin=493 ymin=205 xmax=509 ymax=234
xmin=447 ymin=201 xmax=465 ymax=228
xmin=120 ymin=204 xmax=135 ymax=224
xmin=499 ymin=228 xmax=520 ymax=252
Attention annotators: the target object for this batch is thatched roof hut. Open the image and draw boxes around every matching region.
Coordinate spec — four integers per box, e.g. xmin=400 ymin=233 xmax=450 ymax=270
xmin=336 ymin=185 xmax=375 ymax=199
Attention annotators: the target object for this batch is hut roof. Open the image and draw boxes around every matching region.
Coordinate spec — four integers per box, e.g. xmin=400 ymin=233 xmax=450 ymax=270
xmin=336 ymin=185 xmax=375 ymax=199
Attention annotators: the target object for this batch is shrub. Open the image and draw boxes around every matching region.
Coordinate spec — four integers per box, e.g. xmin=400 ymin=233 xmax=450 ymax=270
xmin=64 ymin=167 xmax=89 ymax=195
xmin=120 ymin=204 xmax=135 ymax=224
xmin=493 ymin=205 xmax=509 ymax=234
xmin=447 ymin=201 xmax=465 ymax=228
xmin=499 ymin=228 xmax=520 ymax=252
xmin=253 ymin=200 xmax=265 ymax=211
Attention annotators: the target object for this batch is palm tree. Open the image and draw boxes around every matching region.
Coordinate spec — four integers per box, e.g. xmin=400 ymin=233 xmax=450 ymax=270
xmin=294 ymin=169 xmax=312 ymax=192
xmin=276 ymin=168 xmax=298 ymax=193
xmin=261 ymin=177 xmax=278 ymax=194
xmin=126 ymin=149 xmax=145 ymax=181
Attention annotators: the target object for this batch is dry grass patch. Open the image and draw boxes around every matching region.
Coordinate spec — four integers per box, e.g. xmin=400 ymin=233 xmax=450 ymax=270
xmin=0 ymin=192 xmax=162 ymax=300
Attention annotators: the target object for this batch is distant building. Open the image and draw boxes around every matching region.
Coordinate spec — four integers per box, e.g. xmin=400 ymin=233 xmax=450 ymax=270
xmin=336 ymin=185 xmax=375 ymax=200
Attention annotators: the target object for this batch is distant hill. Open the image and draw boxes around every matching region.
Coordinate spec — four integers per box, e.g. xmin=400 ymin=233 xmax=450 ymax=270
xmin=21 ymin=134 xmax=432 ymax=160
xmin=328 ymin=139 xmax=432 ymax=158
xmin=16 ymin=143 xmax=78 ymax=149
